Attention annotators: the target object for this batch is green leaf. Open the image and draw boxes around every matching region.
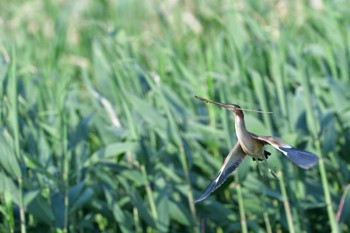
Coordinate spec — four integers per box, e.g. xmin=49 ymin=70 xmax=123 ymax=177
xmin=328 ymin=78 xmax=349 ymax=113
xmin=73 ymin=187 xmax=94 ymax=210
xmin=112 ymin=203 xmax=134 ymax=233
xmin=237 ymin=156 xmax=250 ymax=182
xmin=85 ymin=142 xmax=138 ymax=166
xmin=168 ymin=201 xmax=191 ymax=226
xmin=245 ymin=115 xmax=269 ymax=137
xmin=130 ymin=189 xmax=157 ymax=228
xmin=127 ymin=95 xmax=167 ymax=139
xmin=320 ymin=112 xmax=337 ymax=155
xmin=24 ymin=189 xmax=40 ymax=207
xmin=68 ymin=181 xmax=94 ymax=211
xmin=104 ymin=187 xmax=133 ymax=233
xmin=243 ymin=175 xmax=282 ymax=201
xmin=51 ymin=191 xmax=65 ymax=228
xmin=68 ymin=182 xmax=85 ymax=205
xmin=120 ymin=169 xmax=147 ymax=186
xmin=0 ymin=133 xmax=22 ymax=178
xmin=68 ymin=115 xmax=92 ymax=150
xmin=0 ymin=171 xmax=20 ymax=205
xmin=27 ymin=195 xmax=55 ymax=225
xmin=155 ymin=188 xmax=169 ymax=232
xmin=337 ymin=185 xmax=350 ymax=223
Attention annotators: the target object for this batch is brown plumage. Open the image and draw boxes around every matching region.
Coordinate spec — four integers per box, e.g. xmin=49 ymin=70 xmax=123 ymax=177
xmin=194 ymin=96 xmax=319 ymax=203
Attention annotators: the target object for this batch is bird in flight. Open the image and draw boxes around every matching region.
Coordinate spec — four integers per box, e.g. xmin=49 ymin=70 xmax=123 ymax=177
xmin=194 ymin=96 xmax=319 ymax=203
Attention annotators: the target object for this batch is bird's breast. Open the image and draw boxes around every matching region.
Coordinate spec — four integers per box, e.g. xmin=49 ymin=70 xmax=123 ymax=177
xmin=235 ymin=117 xmax=264 ymax=156
xmin=239 ymin=138 xmax=264 ymax=157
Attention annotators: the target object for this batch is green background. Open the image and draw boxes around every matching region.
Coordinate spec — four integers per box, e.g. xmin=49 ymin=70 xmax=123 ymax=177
xmin=1 ymin=0 xmax=350 ymax=232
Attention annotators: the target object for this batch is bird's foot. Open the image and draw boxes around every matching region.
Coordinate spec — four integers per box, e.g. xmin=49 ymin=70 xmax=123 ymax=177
xmin=256 ymin=158 xmax=277 ymax=181
xmin=264 ymin=159 xmax=277 ymax=180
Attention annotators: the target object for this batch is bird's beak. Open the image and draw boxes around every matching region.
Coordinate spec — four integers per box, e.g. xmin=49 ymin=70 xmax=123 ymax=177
xmin=195 ymin=96 xmax=235 ymax=110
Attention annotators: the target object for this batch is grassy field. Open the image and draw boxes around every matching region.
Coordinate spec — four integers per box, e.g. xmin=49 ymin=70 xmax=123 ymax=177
xmin=1 ymin=0 xmax=350 ymax=232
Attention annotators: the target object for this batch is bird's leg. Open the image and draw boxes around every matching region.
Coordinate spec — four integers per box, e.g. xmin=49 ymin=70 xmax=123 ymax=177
xmin=256 ymin=160 xmax=269 ymax=183
xmin=263 ymin=159 xmax=277 ymax=179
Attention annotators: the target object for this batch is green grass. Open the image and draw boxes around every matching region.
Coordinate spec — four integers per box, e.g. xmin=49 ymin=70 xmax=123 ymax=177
xmin=1 ymin=0 xmax=350 ymax=232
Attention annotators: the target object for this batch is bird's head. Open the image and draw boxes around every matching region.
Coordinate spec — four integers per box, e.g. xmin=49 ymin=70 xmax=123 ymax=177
xmin=195 ymin=96 xmax=244 ymax=117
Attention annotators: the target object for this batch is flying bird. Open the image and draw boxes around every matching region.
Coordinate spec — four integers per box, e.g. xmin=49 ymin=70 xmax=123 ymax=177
xmin=194 ymin=96 xmax=319 ymax=203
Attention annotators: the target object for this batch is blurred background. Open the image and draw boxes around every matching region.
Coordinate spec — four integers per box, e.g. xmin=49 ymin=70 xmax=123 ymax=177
xmin=0 ymin=0 xmax=350 ymax=232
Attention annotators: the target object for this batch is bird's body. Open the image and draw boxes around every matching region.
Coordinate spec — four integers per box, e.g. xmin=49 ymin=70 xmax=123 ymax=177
xmin=194 ymin=96 xmax=319 ymax=203
xmin=234 ymin=113 xmax=264 ymax=157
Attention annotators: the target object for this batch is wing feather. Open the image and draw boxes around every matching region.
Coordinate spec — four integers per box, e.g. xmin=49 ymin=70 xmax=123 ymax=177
xmin=195 ymin=142 xmax=246 ymax=203
xmin=255 ymin=136 xmax=319 ymax=169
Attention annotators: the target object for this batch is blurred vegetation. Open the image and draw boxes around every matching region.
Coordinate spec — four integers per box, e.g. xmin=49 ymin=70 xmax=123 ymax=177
xmin=0 ymin=0 xmax=350 ymax=232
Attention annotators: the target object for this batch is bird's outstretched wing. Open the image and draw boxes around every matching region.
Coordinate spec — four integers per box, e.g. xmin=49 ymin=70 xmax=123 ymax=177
xmin=254 ymin=136 xmax=319 ymax=169
xmin=195 ymin=142 xmax=246 ymax=203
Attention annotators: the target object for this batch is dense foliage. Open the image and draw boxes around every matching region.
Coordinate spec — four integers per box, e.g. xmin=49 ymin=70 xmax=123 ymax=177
xmin=1 ymin=0 xmax=350 ymax=232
